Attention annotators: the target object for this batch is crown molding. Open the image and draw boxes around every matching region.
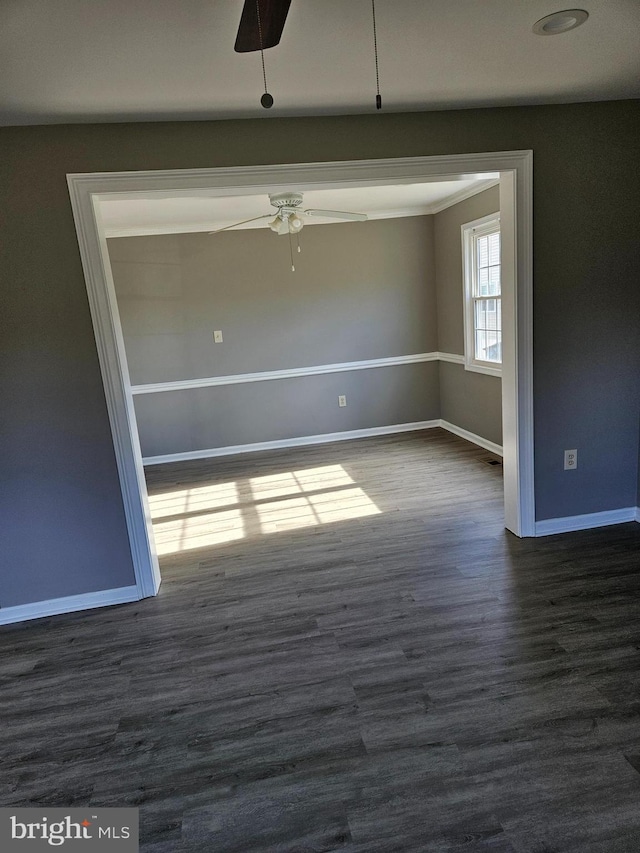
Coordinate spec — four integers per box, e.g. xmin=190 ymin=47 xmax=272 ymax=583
xmin=427 ymin=179 xmax=500 ymax=214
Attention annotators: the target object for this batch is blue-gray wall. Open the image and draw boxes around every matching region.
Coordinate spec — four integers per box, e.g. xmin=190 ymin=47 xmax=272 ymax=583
xmin=1 ymin=101 xmax=639 ymax=608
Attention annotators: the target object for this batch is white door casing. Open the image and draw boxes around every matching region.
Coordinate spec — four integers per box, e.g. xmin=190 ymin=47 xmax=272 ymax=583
xmin=67 ymin=152 xmax=535 ymax=602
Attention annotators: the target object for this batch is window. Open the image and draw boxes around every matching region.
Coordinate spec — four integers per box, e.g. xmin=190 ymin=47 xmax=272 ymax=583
xmin=462 ymin=214 xmax=501 ymax=375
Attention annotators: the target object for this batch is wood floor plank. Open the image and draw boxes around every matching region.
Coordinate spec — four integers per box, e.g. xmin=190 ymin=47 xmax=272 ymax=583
xmin=1 ymin=429 xmax=640 ymax=852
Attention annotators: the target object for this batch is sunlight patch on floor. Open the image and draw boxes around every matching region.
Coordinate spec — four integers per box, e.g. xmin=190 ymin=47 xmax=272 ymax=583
xmin=153 ymin=509 xmax=245 ymax=555
xmin=148 ymin=481 xmax=239 ymax=519
xmin=249 ymin=465 xmax=355 ymax=500
xmin=257 ymin=487 xmax=380 ymax=533
xmin=150 ymin=464 xmax=380 ymax=554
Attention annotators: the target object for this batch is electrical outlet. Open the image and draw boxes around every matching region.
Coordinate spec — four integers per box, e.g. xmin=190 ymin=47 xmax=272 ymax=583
xmin=564 ymin=449 xmax=577 ymax=470
xmin=213 ymin=330 xmax=223 ymax=343
xmin=338 ymin=395 xmax=347 ymax=408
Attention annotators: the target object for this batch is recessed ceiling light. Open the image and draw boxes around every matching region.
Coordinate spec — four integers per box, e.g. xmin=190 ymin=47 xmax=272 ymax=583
xmin=533 ymin=9 xmax=589 ymax=35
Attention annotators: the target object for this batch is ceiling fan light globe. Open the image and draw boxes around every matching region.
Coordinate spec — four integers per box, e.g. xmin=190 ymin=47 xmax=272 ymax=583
xmin=288 ymin=214 xmax=304 ymax=233
xmin=268 ymin=216 xmax=282 ymax=232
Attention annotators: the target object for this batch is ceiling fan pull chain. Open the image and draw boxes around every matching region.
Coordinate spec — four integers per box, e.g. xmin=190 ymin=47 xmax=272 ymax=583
xmin=296 ymin=232 xmax=301 ymax=253
xmin=256 ymin=0 xmax=274 ymax=108
xmin=372 ymin=0 xmax=382 ymax=110
xmin=288 ymin=225 xmax=296 ymax=271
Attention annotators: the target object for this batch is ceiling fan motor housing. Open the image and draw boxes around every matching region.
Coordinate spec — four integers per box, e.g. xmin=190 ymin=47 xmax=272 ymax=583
xmin=269 ymin=192 xmax=304 ymax=213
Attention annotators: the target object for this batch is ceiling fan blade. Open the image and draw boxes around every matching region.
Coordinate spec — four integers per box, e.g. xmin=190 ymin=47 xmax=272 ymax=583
xmin=234 ymin=0 xmax=292 ymax=53
xmin=208 ymin=214 xmax=271 ymax=234
xmin=304 ymin=209 xmax=368 ymax=222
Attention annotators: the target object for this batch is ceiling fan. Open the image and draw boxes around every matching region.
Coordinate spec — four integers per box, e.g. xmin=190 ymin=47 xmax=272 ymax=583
xmin=234 ymin=0 xmax=292 ymax=53
xmin=209 ymin=192 xmax=367 ymax=236
xmin=234 ymin=1 xmax=383 ymax=111
xmin=209 ymin=192 xmax=368 ymax=270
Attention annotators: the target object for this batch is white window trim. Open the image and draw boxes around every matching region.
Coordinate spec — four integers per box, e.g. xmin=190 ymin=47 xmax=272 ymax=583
xmin=462 ymin=212 xmax=502 ymax=377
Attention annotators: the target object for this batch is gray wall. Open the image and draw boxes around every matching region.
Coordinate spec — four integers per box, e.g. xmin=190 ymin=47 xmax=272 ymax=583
xmin=1 ymin=101 xmax=639 ymax=608
xmin=438 ymin=361 xmax=502 ymax=447
xmin=434 ymin=185 xmax=500 ymax=354
xmin=134 ymin=364 xmax=440 ymax=457
xmin=110 ymin=217 xmax=438 ymax=457
xmin=110 ymin=217 xmax=437 ymax=379
xmin=109 ymin=217 xmax=438 ymax=457
xmin=434 ymin=185 xmax=502 ymax=444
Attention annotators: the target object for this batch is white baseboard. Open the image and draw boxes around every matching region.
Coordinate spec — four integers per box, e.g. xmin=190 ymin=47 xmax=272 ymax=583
xmin=438 ymin=420 xmax=503 ymax=457
xmin=0 ymin=585 xmax=140 ymax=627
xmin=535 ymin=507 xmax=639 ymax=537
xmin=142 ymin=419 xmax=506 ymax=466
xmin=142 ymin=421 xmax=441 ymax=465
xmin=636 ymin=507 xmax=640 ymax=523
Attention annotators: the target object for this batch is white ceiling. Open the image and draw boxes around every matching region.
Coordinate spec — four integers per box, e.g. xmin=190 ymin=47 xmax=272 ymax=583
xmin=99 ymin=178 xmax=499 ymax=237
xmin=1 ymin=0 xmax=638 ymax=126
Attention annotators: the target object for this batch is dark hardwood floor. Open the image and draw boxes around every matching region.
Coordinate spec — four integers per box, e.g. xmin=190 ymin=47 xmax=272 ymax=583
xmin=2 ymin=429 xmax=640 ymax=852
